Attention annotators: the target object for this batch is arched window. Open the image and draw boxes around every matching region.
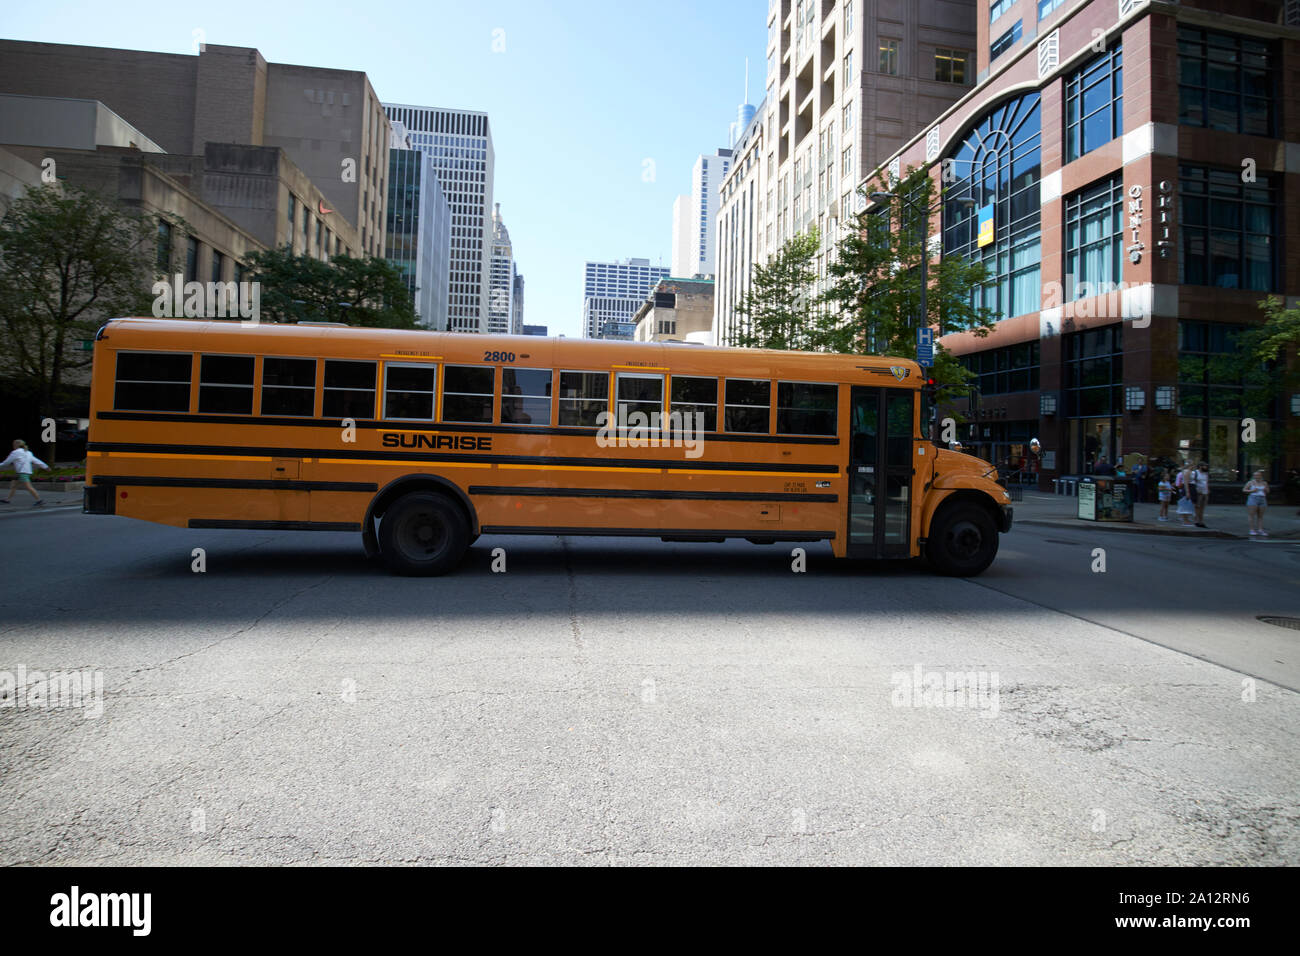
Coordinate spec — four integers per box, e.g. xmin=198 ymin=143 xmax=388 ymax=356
xmin=942 ymin=92 xmax=1042 ymax=321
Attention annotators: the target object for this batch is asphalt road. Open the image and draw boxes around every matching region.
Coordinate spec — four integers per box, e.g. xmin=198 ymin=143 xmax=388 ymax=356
xmin=1 ymin=506 xmax=1297 ymax=865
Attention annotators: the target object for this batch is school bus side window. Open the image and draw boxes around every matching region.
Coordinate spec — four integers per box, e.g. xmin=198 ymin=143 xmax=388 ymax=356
xmin=384 ymin=364 xmax=436 ymax=421
xmin=724 ymin=378 xmax=771 ymax=433
xmin=114 ymin=351 xmax=192 ymax=412
xmin=261 ymin=358 xmax=316 ymax=417
xmin=442 ymin=365 xmax=495 ymax=424
xmin=777 ymin=382 xmax=837 ymax=436
xmin=323 ymin=360 xmax=377 ymax=419
xmin=670 ymin=376 xmax=718 ymax=431
xmin=557 ymin=371 xmax=608 ymax=426
xmin=199 ymin=355 xmax=255 ymax=414
xmin=501 ymin=368 xmax=553 ymax=426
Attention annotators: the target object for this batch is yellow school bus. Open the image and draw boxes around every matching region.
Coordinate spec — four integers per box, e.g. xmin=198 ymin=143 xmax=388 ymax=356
xmin=83 ymin=318 xmax=1012 ymax=575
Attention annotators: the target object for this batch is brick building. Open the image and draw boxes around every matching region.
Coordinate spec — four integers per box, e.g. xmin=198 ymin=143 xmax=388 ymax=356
xmin=859 ymin=0 xmax=1299 ymax=486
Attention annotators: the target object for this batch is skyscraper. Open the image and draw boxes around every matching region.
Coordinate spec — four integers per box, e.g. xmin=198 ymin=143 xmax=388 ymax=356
xmin=488 ymin=203 xmax=517 ymax=336
xmin=512 ymin=273 xmax=525 ymax=335
xmin=382 ymin=103 xmax=495 ymax=333
xmin=582 ymin=258 xmax=669 ymax=339
xmin=714 ymin=0 xmax=978 ymax=345
xmin=385 ymin=120 xmax=452 ymax=330
xmin=676 ymin=149 xmax=732 ymax=278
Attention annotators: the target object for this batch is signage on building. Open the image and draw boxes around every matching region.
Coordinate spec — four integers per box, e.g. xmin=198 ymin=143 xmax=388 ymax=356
xmin=977 ymin=203 xmax=994 ymax=248
xmin=1155 ymin=180 xmax=1174 ymax=259
xmin=1127 ymin=185 xmax=1145 ymax=263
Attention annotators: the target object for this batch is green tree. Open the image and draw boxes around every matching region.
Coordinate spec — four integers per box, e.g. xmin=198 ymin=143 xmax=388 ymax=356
xmin=0 ymin=183 xmax=157 ymax=459
xmin=732 ymin=226 xmax=821 ymax=350
xmin=820 ymin=166 xmax=995 ymax=402
xmin=243 ymin=247 xmax=417 ymax=328
xmin=1249 ymin=296 xmax=1300 ymax=363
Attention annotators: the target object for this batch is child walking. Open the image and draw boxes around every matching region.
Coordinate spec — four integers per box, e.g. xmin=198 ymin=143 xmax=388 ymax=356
xmin=0 ymin=439 xmax=49 ymax=506
xmin=1157 ymin=469 xmax=1173 ymax=521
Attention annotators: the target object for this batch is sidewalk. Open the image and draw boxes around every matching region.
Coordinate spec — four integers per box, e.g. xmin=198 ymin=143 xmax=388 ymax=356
xmin=1012 ymin=490 xmax=1300 ymax=540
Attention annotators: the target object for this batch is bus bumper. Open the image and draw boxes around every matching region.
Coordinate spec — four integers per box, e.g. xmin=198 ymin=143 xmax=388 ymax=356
xmin=998 ymin=504 xmax=1013 ymax=533
xmin=83 ymin=484 xmax=114 ymax=515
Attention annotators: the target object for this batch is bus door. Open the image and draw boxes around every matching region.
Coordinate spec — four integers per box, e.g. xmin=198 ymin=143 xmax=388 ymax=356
xmin=847 ymin=386 xmax=914 ymax=559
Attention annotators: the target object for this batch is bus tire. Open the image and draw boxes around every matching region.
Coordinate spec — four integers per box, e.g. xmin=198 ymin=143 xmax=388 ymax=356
xmin=378 ymin=492 xmax=469 ymax=576
xmin=927 ymin=502 xmax=998 ymax=577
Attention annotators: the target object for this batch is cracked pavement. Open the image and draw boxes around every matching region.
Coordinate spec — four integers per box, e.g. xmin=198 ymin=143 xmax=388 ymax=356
xmin=0 ymin=509 xmax=1297 ymax=865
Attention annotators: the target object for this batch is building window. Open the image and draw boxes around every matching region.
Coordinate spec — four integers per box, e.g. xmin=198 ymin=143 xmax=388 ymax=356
xmin=960 ymin=343 xmax=1040 ymax=396
xmin=942 ymin=91 xmax=1042 ymax=322
xmin=1065 ymin=46 xmax=1123 ymax=162
xmin=198 ymin=355 xmax=254 ymax=414
xmin=1177 ymin=320 xmax=1276 ymax=480
xmin=323 ymin=360 xmax=377 ymax=419
xmin=210 ymin=249 xmax=224 ymax=283
xmin=286 ymin=193 xmax=296 ymax=247
xmin=1179 ymin=165 xmax=1276 ymax=291
xmin=1178 ymin=27 xmax=1276 ymax=136
xmin=156 ymin=221 xmax=172 ymax=273
xmin=990 ymin=0 xmax=1013 ymax=22
xmin=842 ymin=100 xmax=854 ymax=132
xmin=1037 ymin=0 xmax=1065 ymax=20
xmin=877 ymin=41 xmax=897 ymax=76
xmin=501 ymin=368 xmax=552 ymax=425
xmin=935 ymin=49 xmax=968 ymax=84
xmin=1064 ymin=175 xmax=1124 ymax=300
xmin=990 ymin=20 xmax=1022 ymax=63
xmin=841 ymin=144 xmax=854 ymax=179
xmin=184 ymin=236 xmax=199 ymax=284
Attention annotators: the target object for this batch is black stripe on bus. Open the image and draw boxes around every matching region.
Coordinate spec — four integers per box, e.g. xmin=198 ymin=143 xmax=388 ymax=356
xmin=95 ymin=477 xmax=378 ymax=493
xmin=94 ymin=411 xmax=840 ymax=445
xmin=478 ymin=526 xmax=836 ymax=540
xmin=468 ymin=486 xmax=838 ymax=503
xmin=188 ymin=519 xmax=360 ymax=531
xmin=86 ymin=442 xmax=842 ymax=475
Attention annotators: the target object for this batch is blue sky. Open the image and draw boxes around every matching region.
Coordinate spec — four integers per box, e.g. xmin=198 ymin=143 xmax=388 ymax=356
xmin=5 ymin=0 xmax=768 ymax=336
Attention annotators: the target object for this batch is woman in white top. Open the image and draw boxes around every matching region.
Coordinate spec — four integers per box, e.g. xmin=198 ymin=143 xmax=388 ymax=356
xmin=1243 ymin=470 xmax=1269 ymax=537
xmin=0 ymin=439 xmax=49 ymax=506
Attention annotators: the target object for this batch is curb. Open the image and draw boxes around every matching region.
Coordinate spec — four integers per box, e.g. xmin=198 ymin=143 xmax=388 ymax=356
xmin=1016 ymin=518 xmax=1298 ymax=540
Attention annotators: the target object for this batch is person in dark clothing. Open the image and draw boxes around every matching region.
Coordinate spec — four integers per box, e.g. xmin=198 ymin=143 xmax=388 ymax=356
xmin=1093 ymin=456 xmax=1114 ymax=476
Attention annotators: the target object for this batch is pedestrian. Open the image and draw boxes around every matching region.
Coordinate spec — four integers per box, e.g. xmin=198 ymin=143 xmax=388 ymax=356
xmin=1132 ymin=457 xmax=1148 ymax=503
xmin=1243 ymin=470 xmax=1269 ymax=537
xmin=1175 ymin=463 xmax=1195 ymax=526
xmin=1157 ymin=469 xmax=1173 ymax=521
xmin=0 ymin=439 xmax=49 ymax=506
xmin=1193 ymin=460 xmax=1210 ymax=527
xmin=1094 ymin=455 xmax=1114 ymax=476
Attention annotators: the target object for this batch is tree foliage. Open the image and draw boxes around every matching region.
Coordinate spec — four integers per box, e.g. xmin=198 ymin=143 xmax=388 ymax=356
xmin=243 ymin=247 xmax=417 ymax=328
xmin=732 ymin=227 xmax=821 ymax=350
xmin=0 ymin=183 xmax=157 ymax=456
xmin=820 ymin=165 xmax=995 ymax=401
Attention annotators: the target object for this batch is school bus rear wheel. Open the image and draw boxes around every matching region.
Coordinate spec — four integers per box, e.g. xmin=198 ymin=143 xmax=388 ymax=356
xmin=379 ymin=492 xmax=469 ymax=576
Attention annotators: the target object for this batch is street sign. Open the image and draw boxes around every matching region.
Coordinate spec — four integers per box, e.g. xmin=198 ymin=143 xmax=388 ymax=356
xmin=916 ymin=346 xmax=934 ymax=367
xmin=916 ymin=328 xmax=933 ymax=348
